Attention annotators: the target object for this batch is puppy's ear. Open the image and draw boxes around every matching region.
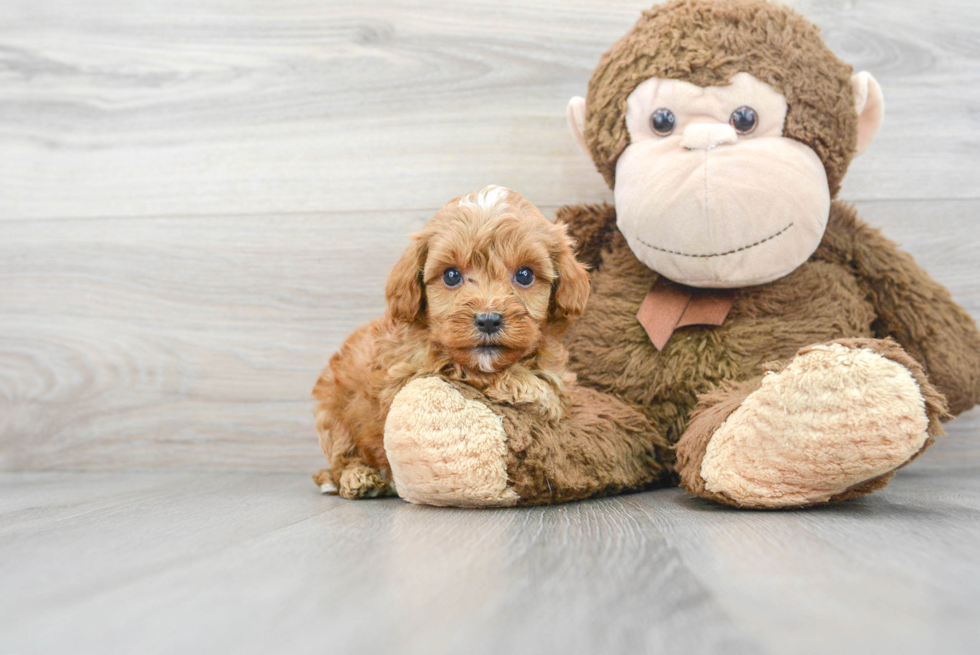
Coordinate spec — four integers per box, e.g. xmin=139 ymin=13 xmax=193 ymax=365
xmin=385 ymin=231 xmax=428 ymax=323
xmin=549 ymin=223 xmax=591 ymax=326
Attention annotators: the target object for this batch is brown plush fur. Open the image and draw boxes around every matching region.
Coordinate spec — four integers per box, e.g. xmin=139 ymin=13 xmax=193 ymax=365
xmin=484 ymin=0 xmax=980 ymax=507
xmin=563 ymin=202 xmax=979 ymax=436
xmin=313 ymin=188 xmax=590 ymax=499
xmin=585 ymin=0 xmax=857 ymax=196
xmin=553 ymin=200 xmax=980 ymax=505
xmin=674 ymin=376 xmax=763 ymax=504
xmin=384 ymin=0 xmax=980 ymax=509
xmin=440 ymin=380 xmax=673 ymax=505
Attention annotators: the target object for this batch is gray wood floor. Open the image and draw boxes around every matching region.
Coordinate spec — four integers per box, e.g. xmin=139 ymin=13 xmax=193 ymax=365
xmin=1 ymin=0 xmax=979 ymax=653
xmin=2 ymin=430 xmax=980 ymax=655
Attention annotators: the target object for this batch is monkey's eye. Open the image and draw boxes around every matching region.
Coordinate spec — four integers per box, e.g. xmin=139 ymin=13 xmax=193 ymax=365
xmin=513 ymin=267 xmax=535 ymax=287
xmin=442 ymin=267 xmax=463 ymax=288
xmin=650 ymin=108 xmax=676 ymax=136
xmin=730 ymin=106 xmax=758 ymax=134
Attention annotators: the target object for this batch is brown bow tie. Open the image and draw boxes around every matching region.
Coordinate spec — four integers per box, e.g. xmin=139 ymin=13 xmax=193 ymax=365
xmin=637 ymin=277 xmax=735 ymax=351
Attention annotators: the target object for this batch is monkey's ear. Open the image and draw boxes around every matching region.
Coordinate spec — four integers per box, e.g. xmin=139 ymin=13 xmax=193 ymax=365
xmin=385 ymin=232 xmax=428 ymax=323
xmin=566 ymin=96 xmax=589 ymax=156
xmin=851 ymin=72 xmax=884 ymax=157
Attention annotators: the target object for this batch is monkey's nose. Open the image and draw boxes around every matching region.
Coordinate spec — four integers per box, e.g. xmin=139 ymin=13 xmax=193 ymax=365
xmin=681 ymin=123 xmax=738 ymax=151
xmin=475 ymin=312 xmax=503 ymax=335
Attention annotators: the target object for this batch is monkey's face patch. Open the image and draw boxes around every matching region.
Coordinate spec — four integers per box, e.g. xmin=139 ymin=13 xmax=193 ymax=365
xmin=613 ymin=72 xmax=831 ymax=288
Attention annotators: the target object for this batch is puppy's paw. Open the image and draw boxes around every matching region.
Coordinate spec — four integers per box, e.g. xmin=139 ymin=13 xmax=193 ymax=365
xmin=337 ymin=464 xmax=390 ymax=500
xmin=312 ymin=468 xmax=337 ymax=494
xmin=384 ymin=377 xmax=520 ymax=507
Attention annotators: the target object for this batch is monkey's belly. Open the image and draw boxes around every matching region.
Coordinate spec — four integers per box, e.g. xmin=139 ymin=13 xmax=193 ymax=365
xmin=565 ymin=256 xmax=877 ymax=443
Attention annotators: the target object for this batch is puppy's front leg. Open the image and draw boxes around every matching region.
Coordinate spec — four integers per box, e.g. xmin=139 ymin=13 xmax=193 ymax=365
xmin=313 ymin=418 xmax=394 ymax=500
xmin=314 ymin=460 xmax=393 ymax=500
xmin=336 ymin=462 xmax=392 ymax=500
xmin=485 ymin=370 xmax=568 ymax=423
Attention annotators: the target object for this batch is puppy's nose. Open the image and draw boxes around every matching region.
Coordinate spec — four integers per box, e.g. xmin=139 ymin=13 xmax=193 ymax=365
xmin=475 ymin=312 xmax=503 ymax=335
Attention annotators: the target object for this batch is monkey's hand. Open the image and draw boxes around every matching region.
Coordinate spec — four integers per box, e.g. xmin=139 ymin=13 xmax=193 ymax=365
xmin=383 ymin=377 xmax=670 ymax=507
xmin=383 ymin=377 xmax=520 ymax=507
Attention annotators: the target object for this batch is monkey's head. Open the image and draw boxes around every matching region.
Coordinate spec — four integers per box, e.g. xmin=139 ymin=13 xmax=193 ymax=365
xmin=567 ymin=0 xmax=884 ymax=288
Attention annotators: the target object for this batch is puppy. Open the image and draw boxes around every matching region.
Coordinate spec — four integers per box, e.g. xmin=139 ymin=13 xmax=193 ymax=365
xmin=312 ymin=186 xmax=591 ymax=500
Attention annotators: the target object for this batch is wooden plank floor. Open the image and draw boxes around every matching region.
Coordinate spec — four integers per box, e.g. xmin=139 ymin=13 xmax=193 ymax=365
xmin=1 ymin=0 xmax=979 ymax=653
xmin=2 ymin=430 xmax=979 ymax=655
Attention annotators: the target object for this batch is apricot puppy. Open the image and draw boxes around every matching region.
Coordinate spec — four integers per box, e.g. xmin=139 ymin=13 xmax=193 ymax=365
xmin=312 ymin=186 xmax=591 ymax=499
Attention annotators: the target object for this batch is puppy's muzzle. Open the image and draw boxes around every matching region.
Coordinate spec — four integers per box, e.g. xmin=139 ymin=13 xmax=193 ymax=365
xmin=475 ymin=312 xmax=503 ymax=335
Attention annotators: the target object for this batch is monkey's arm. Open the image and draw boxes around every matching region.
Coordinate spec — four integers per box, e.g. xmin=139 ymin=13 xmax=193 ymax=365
xmin=556 ymin=203 xmax=618 ymax=270
xmin=823 ymin=202 xmax=980 ymax=416
xmin=384 ymin=377 xmax=673 ymax=506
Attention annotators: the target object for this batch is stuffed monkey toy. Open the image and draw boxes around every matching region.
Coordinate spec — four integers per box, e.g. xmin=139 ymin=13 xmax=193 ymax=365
xmin=381 ymin=0 xmax=980 ymax=508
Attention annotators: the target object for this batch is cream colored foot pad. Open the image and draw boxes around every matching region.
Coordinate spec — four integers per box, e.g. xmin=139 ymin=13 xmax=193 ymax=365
xmin=701 ymin=344 xmax=929 ymax=507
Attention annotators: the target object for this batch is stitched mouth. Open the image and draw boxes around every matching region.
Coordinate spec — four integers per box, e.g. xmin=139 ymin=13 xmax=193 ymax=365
xmin=636 ymin=223 xmax=794 ymax=259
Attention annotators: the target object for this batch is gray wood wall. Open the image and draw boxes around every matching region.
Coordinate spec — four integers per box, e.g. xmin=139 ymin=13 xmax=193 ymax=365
xmin=1 ymin=0 xmax=978 ymax=472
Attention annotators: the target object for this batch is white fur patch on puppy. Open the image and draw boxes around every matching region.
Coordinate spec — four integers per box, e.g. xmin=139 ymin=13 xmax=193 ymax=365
xmin=384 ymin=377 xmax=519 ymax=507
xmin=477 ymin=350 xmax=496 ymax=373
xmin=700 ymin=344 xmax=930 ymax=508
xmin=457 ymin=185 xmax=511 ymax=214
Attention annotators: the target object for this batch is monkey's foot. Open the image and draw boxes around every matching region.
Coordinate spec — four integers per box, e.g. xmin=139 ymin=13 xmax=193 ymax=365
xmin=384 ymin=377 xmax=519 ymax=507
xmin=677 ymin=339 xmax=945 ymax=508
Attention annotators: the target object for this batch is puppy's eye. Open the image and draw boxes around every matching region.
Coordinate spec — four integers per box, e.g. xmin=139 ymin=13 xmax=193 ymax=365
xmin=730 ymin=106 xmax=758 ymax=134
xmin=650 ymin=108 xmax=676 ymax=136
xmin=442 ymin=267 xmax=462 ymax=288
xmin=513 ymin=267 xmax=535 ymax=287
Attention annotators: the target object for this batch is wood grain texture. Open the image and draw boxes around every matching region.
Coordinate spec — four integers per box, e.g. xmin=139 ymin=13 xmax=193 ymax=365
xmin=1 ymin=434 xmax=979 ymax=655
xmin=2 ymin=2 xmax=979 ymax=651
xmin=0 ymin=0 xmax=977 ymax=222
xmin=1 ymin=201 xmax=977 ymax=471
xmin=0 ymin=0 xmax=978 ymax=472
xmin=0 ymin=209 xmax=426 ymax=471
